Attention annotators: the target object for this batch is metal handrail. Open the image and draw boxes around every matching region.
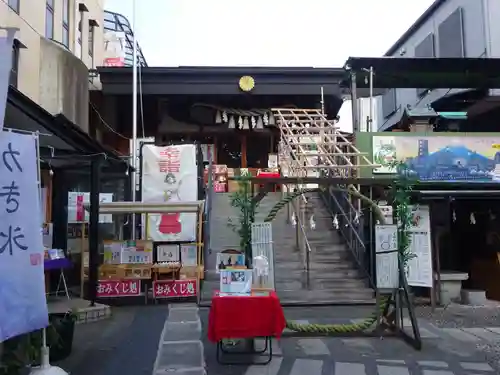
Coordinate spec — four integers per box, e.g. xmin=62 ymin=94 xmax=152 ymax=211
xmin=289 ymin=196 xmax=313 ymax=272
xmin=319 ymin=186 xmax=376 ymax=289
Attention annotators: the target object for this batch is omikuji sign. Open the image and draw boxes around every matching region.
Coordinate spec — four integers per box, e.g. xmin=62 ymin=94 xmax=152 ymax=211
xmin=0 ymin=132 xmax=48 ymax=342
xmin=153 ymin=279 xmax=197 ymax=299
xmin=97 ymin=280 xmax=141 ymax=297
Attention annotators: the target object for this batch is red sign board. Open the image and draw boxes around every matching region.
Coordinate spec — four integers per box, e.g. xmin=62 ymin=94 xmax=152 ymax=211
xmin=97 ymin=280 xmax=141 ymax=297
xmin=153 ymin=279 xmax=197 ymax=299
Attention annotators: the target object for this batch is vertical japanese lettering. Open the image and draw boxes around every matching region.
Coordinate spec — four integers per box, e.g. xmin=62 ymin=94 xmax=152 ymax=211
xmin=0 ymin=142 xmax=26 ymax=256
xmin=158 ymin=147 xmax=181 ymax=173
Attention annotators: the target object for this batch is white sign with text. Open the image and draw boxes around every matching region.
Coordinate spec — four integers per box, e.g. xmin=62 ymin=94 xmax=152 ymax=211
xmin=0 ymin=132 xmax=48 ymax=341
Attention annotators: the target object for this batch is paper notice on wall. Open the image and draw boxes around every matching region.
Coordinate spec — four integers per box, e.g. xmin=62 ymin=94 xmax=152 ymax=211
xmin=0 ymin=132 xmax=49 ymax=341
xmin=406 ymin=205 xmax=433 ymax=288
xmin=141 ymin=144 xmax=198 ymax=242
xmin=375 ymin=224 xmax=399 ymax=289
xmin=67 ymin=192 xmax=113 ymax=223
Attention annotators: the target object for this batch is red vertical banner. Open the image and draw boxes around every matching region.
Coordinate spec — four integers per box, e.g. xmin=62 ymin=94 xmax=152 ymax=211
xmin=76 ymin=194 xmax=84 ymax=222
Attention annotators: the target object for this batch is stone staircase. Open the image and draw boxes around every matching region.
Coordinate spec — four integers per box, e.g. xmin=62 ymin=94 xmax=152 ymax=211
xmin=275 ymin=192 xmax=375 ymax=305
xmin=201 ymin=191 xmax=375 ymax=305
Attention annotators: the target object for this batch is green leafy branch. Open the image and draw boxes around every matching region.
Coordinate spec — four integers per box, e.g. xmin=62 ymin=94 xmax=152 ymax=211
xmin=388 ymin=160 xmax=417 ymax=271
xmin=227 ymin=172 xmax=259 ymax=265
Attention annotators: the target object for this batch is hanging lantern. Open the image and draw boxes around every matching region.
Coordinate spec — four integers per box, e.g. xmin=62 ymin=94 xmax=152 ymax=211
xmin=256 ymin=116 xmax=264 ymax=129
xmin=291 ymin=213 xmax=297 ymax=227
xmin=452 ymin=210 xmax=456 ymax=222
xmin=222 ymin=111 xmax=228 ymax=122
xmin=228 ymin=116 xmax=236 ymax=129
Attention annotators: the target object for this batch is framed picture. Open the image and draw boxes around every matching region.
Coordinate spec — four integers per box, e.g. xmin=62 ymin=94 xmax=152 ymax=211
xmin=157 ymin=244 xmax=180 ymax=262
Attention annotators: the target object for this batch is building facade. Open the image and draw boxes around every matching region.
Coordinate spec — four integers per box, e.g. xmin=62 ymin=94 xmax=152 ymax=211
xmin=1 ymin=0 xmax=105 ymax=132
xmin=377 ymin=0 xmax=500 ymax=131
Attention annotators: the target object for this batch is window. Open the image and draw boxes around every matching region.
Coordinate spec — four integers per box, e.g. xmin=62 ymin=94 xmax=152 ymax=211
xmin=88 ymin=19 xmax=99 ymax=67
xmin=62 ymin=0 xmax=69 ymax=48
xmin=76 ymin=16 xmax=82 ymax=58
xmin=45 ymin=0 xmax=54 ymax=39
xmin=8 ymin=0 xmax=19 ymax=13
xmin=415 ymin=33 xmax=435 ymax=97
xmin=10 ymin=42 xmax=19 ymax=88
xmin=438 ymin=8 xmax=465 ymax=57
xmin=88 ymin=26 xmax=94 ymax=57
xmin=382 ymin=89 xmax=397 ymax=119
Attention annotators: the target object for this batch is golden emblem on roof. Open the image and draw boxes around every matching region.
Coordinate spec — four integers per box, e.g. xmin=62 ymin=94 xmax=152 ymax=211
xmin=239 ymin=76 xmax=255 ymax=92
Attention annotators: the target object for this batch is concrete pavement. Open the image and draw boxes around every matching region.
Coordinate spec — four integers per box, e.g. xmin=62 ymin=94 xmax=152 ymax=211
xmin=56 ymin=303 xmax=500 ymax=375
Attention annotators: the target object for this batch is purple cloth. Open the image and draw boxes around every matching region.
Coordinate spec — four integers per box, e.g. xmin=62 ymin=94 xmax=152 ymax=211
xmin=44 ymin=258 xmax=72 ymax=271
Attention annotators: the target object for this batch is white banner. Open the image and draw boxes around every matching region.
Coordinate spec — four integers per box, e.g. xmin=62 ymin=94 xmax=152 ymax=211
xmin=0 ymin=30 xmax=15 ymax=132
xmin=0 ymin=132 xmax=48 ymax=342
xmin=141 ymin=144 xmax=198 ymax=242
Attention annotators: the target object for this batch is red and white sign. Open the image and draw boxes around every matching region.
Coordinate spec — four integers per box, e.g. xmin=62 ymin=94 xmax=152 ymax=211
xmin=103 ymin=31 xmax=125 ymax=67
xmin=97 ymin=280 xmax=141 ymax=297
xmin=153 ymin=279 xmax=197 ymax=299
xmin=141 ymin=145 xmax=198 ymax=242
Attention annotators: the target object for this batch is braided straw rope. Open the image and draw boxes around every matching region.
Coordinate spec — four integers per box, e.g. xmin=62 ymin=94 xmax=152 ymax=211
xmin=263 ymin=186 xmax=389 ymax=334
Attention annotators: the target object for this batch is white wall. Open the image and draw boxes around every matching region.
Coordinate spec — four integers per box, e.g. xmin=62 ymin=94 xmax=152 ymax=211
xmin=0 ymin=0 xmax=104 ymax=117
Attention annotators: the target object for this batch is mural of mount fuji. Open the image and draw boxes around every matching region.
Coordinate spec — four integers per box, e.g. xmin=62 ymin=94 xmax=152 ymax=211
xmin=372 ymin=136 xmax=500 ymax=182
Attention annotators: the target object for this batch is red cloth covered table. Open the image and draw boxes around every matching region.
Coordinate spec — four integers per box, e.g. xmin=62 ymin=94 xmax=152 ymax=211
xmin=208 ymin=291 xmax=286 ymax=342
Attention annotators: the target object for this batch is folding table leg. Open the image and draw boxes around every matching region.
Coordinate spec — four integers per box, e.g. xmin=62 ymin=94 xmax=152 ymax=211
xmin=216 ymin=337 xmax=273 ymax=365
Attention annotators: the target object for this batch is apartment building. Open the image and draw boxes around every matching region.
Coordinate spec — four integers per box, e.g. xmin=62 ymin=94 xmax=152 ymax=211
xmin=377 ymin=0 xmax=500 ymax=131
xmin=1 ymin=0 xmax=105 ymax=132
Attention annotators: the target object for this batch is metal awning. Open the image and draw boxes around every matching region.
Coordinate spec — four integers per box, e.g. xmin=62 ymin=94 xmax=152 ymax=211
xmin=6 ymin=86 xmax=130 ymax=172
xmin=344 ymin=57 xmax=500 ymax=89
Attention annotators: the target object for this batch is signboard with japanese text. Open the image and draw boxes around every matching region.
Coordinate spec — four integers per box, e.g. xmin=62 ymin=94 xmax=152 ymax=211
xmin=406 ymin=205 xmax=433 ymax=288
xmin=141 ymin=145 xmax=198 ymax=242
xmin=97 ymin=280 xmax=141 ymax=298
xmin=0 ymin=132 xmax=48 ymax=342
xmin=152 ymin=279 xmax=197 ymax=299
xmin=375 ymin=225 xmax=399 ymax=289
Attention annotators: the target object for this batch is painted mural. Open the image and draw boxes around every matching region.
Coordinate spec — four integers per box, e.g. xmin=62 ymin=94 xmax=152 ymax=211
xmin=372 ymin=136 xmax=500 ymax=182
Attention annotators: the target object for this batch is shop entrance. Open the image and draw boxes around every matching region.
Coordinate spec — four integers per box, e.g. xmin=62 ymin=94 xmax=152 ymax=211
xmin=442 ymin=198 xmax=500 ymax=301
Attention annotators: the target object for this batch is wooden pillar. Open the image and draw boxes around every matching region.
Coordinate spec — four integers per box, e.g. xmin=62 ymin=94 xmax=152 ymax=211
xmin=241 ymin=134 xmax=247 ymax=168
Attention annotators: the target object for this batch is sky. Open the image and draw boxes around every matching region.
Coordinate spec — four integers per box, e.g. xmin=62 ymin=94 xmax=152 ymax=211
xmin=104 ymin=0 xmax=436 ymax=131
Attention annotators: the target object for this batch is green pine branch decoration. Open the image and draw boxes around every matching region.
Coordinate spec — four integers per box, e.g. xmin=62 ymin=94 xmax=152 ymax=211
xmin=388 ymin=160 xmax=417 ymax=271
xmin=227 ymin=172 xmax=258 ymax=265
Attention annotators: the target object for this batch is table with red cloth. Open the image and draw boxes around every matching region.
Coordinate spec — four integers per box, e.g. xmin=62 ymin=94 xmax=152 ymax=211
xmin=208 ymin=291 xmax=286 ymax=365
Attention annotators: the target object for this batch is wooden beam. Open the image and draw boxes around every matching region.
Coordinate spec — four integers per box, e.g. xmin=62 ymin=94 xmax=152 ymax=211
xmin=241 ymin=134 xmax=247 ymax=168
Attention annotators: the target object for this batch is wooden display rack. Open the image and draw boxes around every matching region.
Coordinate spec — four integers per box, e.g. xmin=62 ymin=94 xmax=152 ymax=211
xmin=82 ymin=201 xmax=205 ymax=303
